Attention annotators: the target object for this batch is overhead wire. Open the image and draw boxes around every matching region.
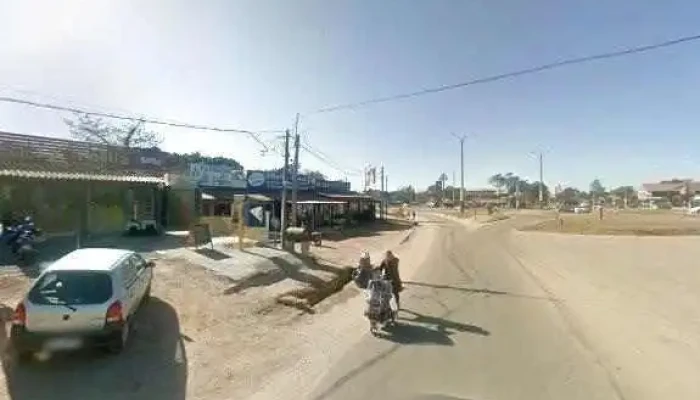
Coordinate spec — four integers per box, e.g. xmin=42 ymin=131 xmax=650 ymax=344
xmin=311 ymin=33 xmax=700 ymax=114
xmin=301 ymin=134 xmax=363 ymax=174
xmin=0 ymin=96 xmax=283 ymax=150
xmin=300 ymin=142 xmax=361 ymax=176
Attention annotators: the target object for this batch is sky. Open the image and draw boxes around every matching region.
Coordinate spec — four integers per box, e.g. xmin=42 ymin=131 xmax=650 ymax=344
xmin=2 ymin=0 xmax=700 ymax=192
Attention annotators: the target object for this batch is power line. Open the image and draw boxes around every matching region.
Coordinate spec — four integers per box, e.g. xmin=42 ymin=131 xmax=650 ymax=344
xmin=0 ymin=96 xmax=283 ymax=149
xmin=301 ymin=135 xmax=363 ymax=175
xmin=300 ymin=143 xmax=361 ymax=176
xmin=312 ymin=33 xmax=700 ymax=114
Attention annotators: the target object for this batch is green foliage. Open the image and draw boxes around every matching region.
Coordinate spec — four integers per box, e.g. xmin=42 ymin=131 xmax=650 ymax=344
xmin=302 ymin=169 xmax=327 ymax=181
xmin=170 ymin=152 xmax=244 ymax=170
xmin=488 ymin=172 xmax=550 ymax=201
xmin=589 ymin=179 xmax=606 ymax=196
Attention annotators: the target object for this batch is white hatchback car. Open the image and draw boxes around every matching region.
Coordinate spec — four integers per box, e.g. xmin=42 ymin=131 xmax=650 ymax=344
xmin=10 ymin=248 xmax=155 ymax=359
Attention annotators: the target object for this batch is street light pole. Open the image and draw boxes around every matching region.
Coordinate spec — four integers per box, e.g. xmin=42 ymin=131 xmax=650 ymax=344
xmin=452 ymin=133 xmax=467 ymax=214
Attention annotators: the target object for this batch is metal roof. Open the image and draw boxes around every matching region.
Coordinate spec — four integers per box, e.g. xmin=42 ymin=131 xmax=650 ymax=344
xmin=296 ymin=200 xmax=346 ymax=205
xmin=0 ymin=169 xmax=166 ymax=184
xmin=201 ymin=192 xmax=273 ymax=202
xmin=319 ymin=192 xmax=375 ymax=201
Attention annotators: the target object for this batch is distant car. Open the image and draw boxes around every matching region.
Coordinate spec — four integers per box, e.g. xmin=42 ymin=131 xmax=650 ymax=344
xmin=10 ymin=248 xmax=155 ymax=360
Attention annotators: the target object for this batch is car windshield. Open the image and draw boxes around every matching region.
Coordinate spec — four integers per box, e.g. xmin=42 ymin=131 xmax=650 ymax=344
xmin=29 ymin=271 xmax=113 ymax=306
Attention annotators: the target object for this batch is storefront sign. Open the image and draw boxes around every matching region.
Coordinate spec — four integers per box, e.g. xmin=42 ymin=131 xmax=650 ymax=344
xmin=247 ymin=171 xmax=266 ymax=187
xmin=246 ymin=169 xmax=351 ymax=193
xmin=188 ymin=162 xmax=246 ymax=188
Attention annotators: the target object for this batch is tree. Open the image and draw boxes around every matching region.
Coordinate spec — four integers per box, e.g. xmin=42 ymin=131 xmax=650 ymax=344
xmin=489 ymin=172 xmax=550 ymax=207
xmin=64 ymin=113 xmax=162 ymax=148
xmin=171 ymin=152 xmax=243 ymax=170
xmin=389 ymin=185 xmax=416 ymax=204
xmin=555 ymin=187 xmax=582 ymax=203
xmin=488 ymin=173 xmax=506 ymax=192
xmin=302 ymin=169 xmax=327 ymax=181
xmin=589 ymin=179 xmax=606 ymax=197
xmin=609 ymin=185 xmax=637 ymax=207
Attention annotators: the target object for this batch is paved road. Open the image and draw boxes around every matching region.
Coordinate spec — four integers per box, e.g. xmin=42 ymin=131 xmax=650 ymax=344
xmin=309 ymin=216 xmax=622 ymax=400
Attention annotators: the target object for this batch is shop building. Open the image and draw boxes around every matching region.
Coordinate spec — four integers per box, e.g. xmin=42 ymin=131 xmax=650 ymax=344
xmin=0 ymin=132 xmax=171 ymax=240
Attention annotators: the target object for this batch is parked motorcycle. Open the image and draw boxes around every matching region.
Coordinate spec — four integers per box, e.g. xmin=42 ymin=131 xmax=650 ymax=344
xmin=1 ymin=217 xmax=43 ymax=266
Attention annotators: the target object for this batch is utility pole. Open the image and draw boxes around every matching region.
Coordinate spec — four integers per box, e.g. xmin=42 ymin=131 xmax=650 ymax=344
xmin=290 ymin=113 xmax=300 ymax=227
xmin=280 ymin=129 xmax=291 ymax=249
xmin=452 ymin=133 xmax=467 ymax=214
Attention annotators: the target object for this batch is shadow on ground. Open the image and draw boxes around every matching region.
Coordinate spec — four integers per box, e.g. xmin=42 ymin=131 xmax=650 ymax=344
xmin=2 ymin=298 xmax=188 ymax=400
xmin=322 ymin=220 xmax=413 ymax=242
xmin=404 ymin=281 xmax=557 ymax=302
xmin=194 ymin=248 xmax=231 ymax=260
xmin=223 ymin=251 xmax=349 ymax=296
xmin=375 ymin=308 xmax=490 ymax=345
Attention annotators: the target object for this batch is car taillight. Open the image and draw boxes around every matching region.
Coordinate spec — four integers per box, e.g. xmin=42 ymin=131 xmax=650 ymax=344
xmin=105 ymin=301 xmax=123 ymax=324
xmin=12 ymin=302 xmax=26 ymax=326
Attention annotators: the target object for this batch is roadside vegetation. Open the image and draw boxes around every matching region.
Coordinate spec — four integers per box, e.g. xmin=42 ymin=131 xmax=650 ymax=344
xmin=521 ymin=209 xmax=700 ymax=236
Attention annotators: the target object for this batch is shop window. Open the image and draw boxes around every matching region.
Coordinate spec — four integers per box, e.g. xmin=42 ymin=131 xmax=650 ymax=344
xmin=214 ymin=202 xmax=231 ymax=216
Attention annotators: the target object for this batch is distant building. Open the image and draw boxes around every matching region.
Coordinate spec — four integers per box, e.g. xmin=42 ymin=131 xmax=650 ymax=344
xmin=638 ymin=179 xmax=700 ymax=207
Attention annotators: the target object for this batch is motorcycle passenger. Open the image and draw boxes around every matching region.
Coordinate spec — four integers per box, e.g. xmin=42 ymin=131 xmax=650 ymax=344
xmin=352 ymin=251 xmax=374 ymax=289
xmin=378 ymin=250 xmax=403 ymax=310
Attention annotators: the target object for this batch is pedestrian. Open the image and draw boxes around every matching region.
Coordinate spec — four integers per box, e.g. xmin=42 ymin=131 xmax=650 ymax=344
xmin=412 ymin=210 xmax=416 ymax=221
xmin=378 ymin=250 xmax=403 ymax=310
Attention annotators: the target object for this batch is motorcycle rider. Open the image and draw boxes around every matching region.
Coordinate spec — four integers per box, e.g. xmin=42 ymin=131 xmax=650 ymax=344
xmin=378 ymin=250 xmax=403 ymax=310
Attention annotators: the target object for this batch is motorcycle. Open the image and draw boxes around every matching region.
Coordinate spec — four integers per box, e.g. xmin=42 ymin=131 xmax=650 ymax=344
xmin=364 ymin=270 xmax=397 ymax=334
xmin=1 ymin=219 xmax=43 ymax=266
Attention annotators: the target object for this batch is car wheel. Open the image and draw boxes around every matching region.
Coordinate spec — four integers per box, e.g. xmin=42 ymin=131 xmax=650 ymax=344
xmin=106 ymin=320 xmax=130 ymax=354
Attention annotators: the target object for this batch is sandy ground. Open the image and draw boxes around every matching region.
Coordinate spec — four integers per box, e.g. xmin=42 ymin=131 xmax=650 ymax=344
xmin=303 ymin=214 xmax=620 ymax=400
xmin=522 ymin=209 xmax=700 ymax=235
xmin=246 ymin=216 xmax=441 ymax=400
xmin=0 ymin=221 xmax=414 ymax=400
xmin=509 ymin=229 xmax=700 ymax=399
xmin=256 ymin=211 xmax=700 ymax=400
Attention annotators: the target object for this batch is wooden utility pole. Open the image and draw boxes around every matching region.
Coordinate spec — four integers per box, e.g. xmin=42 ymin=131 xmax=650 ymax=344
xmin=290 ymin=114 xmax=300 ymax=226
xmin=280 ymin=129 xmax=291 ymax=249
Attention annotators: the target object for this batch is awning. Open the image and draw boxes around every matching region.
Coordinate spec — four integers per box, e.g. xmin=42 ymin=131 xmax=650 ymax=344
xmin=237 ymin=194 xmax=273 ymax=202
xmin=201 ymin=192 xmax=273 ymax=202
xmin=295 ymin=200 xmax=346 ymax=205
xmin=319 ymin=193 xmax=376 ymax=201
xmin=0 ymin=169 xmax=166 ymax=184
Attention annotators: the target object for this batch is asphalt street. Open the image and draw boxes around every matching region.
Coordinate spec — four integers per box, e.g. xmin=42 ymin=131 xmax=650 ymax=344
xmin=309 ymin=216 xmax=622 ymax=400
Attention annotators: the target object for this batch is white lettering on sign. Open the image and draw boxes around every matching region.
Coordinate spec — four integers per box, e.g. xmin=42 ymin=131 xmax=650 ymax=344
xmin=140 ymin=157 xmax=163 ymax=166
xmin=188 ymin=162 xmax=246 ymax=187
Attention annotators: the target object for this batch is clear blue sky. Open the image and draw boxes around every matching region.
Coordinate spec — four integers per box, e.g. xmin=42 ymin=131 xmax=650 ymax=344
xmin=2 ymin=0 xmax=700 ymax=192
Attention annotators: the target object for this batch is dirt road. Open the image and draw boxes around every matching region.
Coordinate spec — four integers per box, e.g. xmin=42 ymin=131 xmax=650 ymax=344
xmin=275 ymin=212 xmax=700 ymax=400
xmin=0 ymin=221 xmax=416 ymax=400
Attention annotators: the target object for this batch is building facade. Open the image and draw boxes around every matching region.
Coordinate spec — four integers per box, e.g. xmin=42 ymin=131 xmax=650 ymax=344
xmin=0 ymin=131 xmax=172 ymax=238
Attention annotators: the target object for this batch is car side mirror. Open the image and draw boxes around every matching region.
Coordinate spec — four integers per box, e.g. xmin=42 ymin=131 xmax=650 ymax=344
xmin=146 ymin=261 xmax=156 ymax=268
